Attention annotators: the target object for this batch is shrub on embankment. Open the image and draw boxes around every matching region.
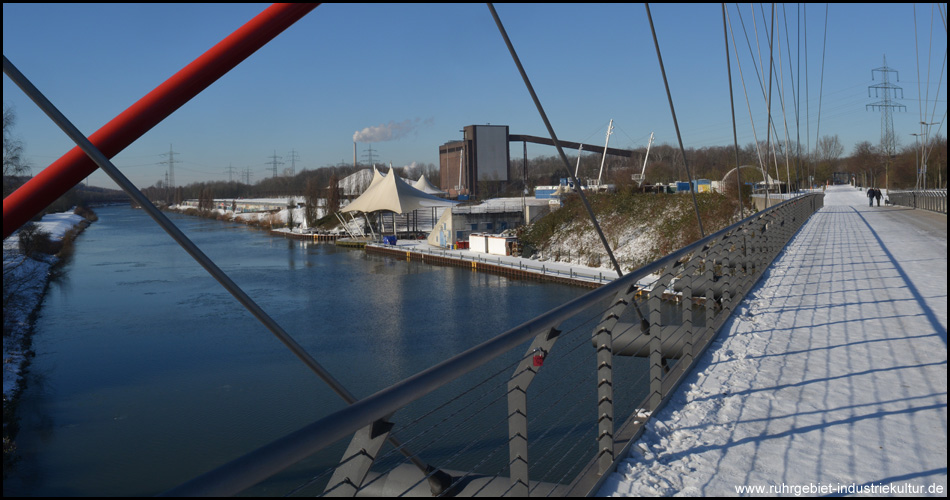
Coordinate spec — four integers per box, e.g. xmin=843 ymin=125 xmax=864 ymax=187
xmin=521 ymin=191 xmax=740 ymax=272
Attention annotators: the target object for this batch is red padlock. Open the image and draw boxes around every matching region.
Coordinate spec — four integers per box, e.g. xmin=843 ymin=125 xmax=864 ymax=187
xmin=533 ymin=354 xmax=545 ymax=367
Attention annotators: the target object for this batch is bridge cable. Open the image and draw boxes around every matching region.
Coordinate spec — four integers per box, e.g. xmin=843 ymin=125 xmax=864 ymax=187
xmin=723 ymin=4 xmax=744 ymax=220
xmin=804 ymin=4 xmax=811 ymax=186
xmin=784 ymin=3 xmax=805 ymax=191
xmin=733 ymin=4 xmax=783 ymax=198
xmin=486 ymin=3 xmax=624 ymax=276
xmin=764 ymin=4 xmax=776 ymax=201
xmin=724 ymin=9 xmax=773 ymax=200
xmin=812 ymin=5 xmax=829 ymax=185
xmin=644 ymin=3 xmax=706 ymax=238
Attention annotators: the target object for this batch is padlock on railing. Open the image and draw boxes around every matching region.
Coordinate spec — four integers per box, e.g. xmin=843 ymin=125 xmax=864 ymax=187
xmin=533 ymin=349 xmax=546 ymax=367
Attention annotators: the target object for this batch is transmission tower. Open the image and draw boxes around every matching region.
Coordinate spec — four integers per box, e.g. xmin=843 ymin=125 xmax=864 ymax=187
xmin=267 ymin=150 xmax=284 ymax=178
xmin=866 ymin=55 xmax=906 ymax=190
xmin=242 ymin=167 xmax=253 ymax=185
xmin=159 ymin=144 xmax=178 ymax=189
xmin=225 ymin=163 xmax=237 ymax=182
xmin=286 ymin=149 xmax=299 ymax=177
xmin=361 ymin=145 xmax=379 ymax=166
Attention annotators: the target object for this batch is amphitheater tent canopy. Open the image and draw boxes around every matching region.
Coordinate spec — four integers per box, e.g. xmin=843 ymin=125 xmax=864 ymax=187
xmin=413 ymin=175 xmax=446 ymax=196
xmin=341 ymin=167 xmax=457 ymax=215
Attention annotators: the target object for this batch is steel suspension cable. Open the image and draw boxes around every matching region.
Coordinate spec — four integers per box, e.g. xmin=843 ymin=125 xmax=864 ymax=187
xmin=804 ymin=3 xmax=811 ymax=186
xmin=918 ymin=5 xmax=947 ymax=171
xmin=738 ymin=4 xmax=788 ymax=193
xmin=776 ymin=10 xmax=794 ymax=193
xmin=764 ymin=4 xmax=776 ymax=194
xmin=486 ymin=3 xmax=624 ymax=276
xmin=783 ymin=3 xmax=804 ymax=191
xmin=644 ymin=3 xmax=705 ymax=238
xmin=725 ymin=8 xmax=773 ymax=201
xmin=813 ymin=5 xmax=829 ymax=181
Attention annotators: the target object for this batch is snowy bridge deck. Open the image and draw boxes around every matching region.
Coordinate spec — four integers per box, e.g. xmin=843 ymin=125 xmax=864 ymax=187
xmin=598 ymin=185 xmax=947 ymax=496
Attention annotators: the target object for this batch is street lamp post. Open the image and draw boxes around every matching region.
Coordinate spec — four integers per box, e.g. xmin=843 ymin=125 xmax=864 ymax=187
xmin=911 ymin=133 xmax=922 ymax=191
xmin=920 ymin=121 xmax=939 ymax=190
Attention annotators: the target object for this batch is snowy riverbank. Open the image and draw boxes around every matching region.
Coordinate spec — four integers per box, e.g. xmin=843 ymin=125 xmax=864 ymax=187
xmin=3 ymin=211 xmax=91 ymax=425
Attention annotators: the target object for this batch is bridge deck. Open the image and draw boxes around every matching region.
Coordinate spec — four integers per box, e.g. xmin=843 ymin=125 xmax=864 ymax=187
xmin=599 ymin=185 xmax=948 ymax=496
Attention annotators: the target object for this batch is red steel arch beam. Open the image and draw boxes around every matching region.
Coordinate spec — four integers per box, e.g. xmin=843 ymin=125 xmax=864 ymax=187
xmin=3 ymin=3 xmax=318 ymax=239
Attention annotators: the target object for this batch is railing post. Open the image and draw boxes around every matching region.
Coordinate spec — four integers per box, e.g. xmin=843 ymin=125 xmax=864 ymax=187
xmin=647 ymin=269 xmax=669 ymax=411
xmin=593 ymin=283 xmax=639 ymax=474
xmin=324 ymin=419 xmax=395 ymax=496
xmin=679 ymin=269 xmax=694 ymax=368
xmin=508 ymin=327 xmax=561 ymax=496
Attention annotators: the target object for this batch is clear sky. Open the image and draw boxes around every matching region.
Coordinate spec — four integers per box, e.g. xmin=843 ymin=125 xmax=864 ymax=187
xmin=3 ymin=3 xmax=947 ymax=189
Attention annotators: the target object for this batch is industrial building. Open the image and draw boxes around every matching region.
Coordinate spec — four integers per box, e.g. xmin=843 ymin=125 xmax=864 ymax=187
xmin=439 ymin=124 xmax=638 ymax=199
xmin=438 ymin=124 xmax=510 ymax=199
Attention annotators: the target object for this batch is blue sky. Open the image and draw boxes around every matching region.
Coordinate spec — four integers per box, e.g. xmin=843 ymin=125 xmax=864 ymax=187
xmin=3 ymin=3 xmax=946 ymax=189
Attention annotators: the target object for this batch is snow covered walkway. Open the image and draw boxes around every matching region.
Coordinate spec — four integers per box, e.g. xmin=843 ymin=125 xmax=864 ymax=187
xmin=598 ymin=185 xmax=947 ymax=496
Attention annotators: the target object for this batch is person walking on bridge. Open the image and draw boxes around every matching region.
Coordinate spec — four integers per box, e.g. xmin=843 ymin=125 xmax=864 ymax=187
xmin=867 ymin=187 xmax=876 ymax=207
xmin=874 ymin=188 xmax=883 ymax=206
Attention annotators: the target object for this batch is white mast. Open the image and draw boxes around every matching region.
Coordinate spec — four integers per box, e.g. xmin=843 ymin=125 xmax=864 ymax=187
xmin=456 ymin=146 xmax=464 ymax=196
xmin=596 ymin=119 xmax=614 ymax=186
xmin=574 ymin=144 xmax=584 ymax=179
xmin=636 ymin=132 xmax=655 ymax=187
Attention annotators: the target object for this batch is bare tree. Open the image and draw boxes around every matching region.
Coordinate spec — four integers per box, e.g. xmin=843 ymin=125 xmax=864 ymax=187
xmin=304 ymin=178 xmax=322 ymax=228
xmin=3 ymin=104 xmax=32 ymax=197
xmin=286 ymin=197 xmax=295 ymax=228
xmin=814 ymin=134 xmax=844 ymax=183
xmin=325 ymin=174 xmax=341 ymax=215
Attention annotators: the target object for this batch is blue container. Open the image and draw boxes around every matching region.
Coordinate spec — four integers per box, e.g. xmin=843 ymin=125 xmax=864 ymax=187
xmin=383 ymin=235 xmax=397 ymax=245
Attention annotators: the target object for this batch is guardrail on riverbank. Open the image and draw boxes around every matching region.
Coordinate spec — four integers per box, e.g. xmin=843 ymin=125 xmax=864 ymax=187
xmin=365 ymin=243 xmax=615 ymax=289
xmin=887 ymin=189 xmax=947 ymax=214
xmin=165 ymin=193 xmax=824 ymax=497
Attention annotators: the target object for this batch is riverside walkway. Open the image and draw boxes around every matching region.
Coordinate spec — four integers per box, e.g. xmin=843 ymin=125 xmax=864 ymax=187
xmin=597 ymin=185 xmax=947 ymax=496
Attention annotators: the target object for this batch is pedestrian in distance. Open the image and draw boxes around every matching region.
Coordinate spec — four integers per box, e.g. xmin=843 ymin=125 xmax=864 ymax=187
xmin=868 ymin=187 xmax=876 ymax=207
xmin=874 ymin=188 xmax=882 ymax=207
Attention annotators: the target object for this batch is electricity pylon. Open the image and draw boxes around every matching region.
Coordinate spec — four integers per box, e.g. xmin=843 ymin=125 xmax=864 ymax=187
xmin=866 ymin=55 xmax=906 ymax=191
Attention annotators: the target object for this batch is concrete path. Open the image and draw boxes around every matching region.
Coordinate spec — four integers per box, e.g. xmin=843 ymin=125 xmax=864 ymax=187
xmin=598 ymin=185 xmax=947 ymax=496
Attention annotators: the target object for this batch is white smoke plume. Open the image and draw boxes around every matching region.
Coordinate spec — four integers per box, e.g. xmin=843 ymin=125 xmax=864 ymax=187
xmin=353 ymin=118 xmax=432 ymax=143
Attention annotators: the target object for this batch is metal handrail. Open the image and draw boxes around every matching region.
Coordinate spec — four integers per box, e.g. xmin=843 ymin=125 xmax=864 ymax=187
xmin=164 ymin=193 xmax=823 ymax=496
xmin=887 ymin=189 xmax=947 ymax=214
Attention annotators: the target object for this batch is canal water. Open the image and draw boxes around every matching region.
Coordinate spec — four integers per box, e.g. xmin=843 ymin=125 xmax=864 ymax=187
xmin=3 ymin=206 xmax=598 ymax=496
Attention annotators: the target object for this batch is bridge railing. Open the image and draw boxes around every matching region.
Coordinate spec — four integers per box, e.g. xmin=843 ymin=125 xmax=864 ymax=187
xmin=887 ymin=189 xmax=947 ymax=214
xmin=164 ymin=192 xmax=824 ymax=497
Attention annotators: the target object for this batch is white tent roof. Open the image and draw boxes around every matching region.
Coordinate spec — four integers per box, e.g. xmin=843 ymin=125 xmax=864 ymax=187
xmin=367 ymin=166 xmax=386 ymax=191
xmin=413 ymin=175 xmax=446 ymax=195
xmin=341 ymin=167 xmax=458 ymax=214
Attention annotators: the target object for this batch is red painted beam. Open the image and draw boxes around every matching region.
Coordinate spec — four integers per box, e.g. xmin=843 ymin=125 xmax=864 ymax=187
xmin=3 ymin=3 xmax=318 ymax=239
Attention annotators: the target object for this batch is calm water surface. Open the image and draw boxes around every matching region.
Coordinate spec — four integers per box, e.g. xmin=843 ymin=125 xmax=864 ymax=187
xmin=4 ymin=206 xmax=590 ymax=496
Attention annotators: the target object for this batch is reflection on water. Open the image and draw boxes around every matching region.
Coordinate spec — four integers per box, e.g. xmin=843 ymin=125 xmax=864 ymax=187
xmin=3 ymin=206 xmax=588 ymax=496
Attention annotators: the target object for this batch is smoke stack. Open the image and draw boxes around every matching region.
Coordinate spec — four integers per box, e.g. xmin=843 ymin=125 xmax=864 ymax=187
xmin=353 ymin=142 xmax=357 ymax=168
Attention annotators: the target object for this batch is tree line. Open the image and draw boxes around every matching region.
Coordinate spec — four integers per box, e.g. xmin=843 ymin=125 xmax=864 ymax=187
xmin=512 ymin=134 xmax=946 ymax=194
